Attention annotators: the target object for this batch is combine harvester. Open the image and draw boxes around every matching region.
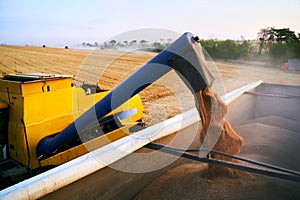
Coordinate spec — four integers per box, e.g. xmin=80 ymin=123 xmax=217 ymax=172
xmin=0 ymin=33 xmax=299 ymax=199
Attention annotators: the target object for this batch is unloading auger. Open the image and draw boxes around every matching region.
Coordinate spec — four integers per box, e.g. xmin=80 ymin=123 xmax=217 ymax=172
xmin=36 ymin=32 xmax=215 ymax=158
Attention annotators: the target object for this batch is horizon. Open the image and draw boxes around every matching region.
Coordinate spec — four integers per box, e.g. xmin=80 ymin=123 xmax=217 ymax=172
xmin=1 ymin=0 xmax=300 ymax=47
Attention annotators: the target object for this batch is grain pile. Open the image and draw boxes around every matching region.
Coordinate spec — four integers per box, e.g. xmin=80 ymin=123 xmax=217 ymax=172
xmin=196 ymin=85 xmax=244 ymax=176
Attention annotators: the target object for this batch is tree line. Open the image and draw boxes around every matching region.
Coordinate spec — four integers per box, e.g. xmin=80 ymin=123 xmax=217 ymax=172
xmin=200 ymin=39 xmax=252 ymax=60
xmin=200 ymin=27 xmax=300 ymax=61
xmin=258 ymin=27 xmax=300 ymax=62
xmin=81 ymin=39 xmax=171 ymax=52
xmin=82 ymin=27 xmax=300 ymax=62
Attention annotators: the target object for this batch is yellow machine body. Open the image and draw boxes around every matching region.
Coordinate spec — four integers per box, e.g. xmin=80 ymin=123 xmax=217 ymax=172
xmin=0 ymin=74 xmax=143 ymax=169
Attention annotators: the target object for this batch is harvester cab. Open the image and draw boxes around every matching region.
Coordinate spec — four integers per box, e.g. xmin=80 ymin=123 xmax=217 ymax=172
xmin=0 ymin=32 xmax=214 ymax=189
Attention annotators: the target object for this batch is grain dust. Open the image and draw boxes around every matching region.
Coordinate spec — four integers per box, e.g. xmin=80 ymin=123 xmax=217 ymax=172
xmin=196 ymin=85 xmax=244 ymax=177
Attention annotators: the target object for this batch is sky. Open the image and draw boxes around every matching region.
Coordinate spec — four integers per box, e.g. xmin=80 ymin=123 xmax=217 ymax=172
xmin=1 ymin=0 xmax=300 ymax=47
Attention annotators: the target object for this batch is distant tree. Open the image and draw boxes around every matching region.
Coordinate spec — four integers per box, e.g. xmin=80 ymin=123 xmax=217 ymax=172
xmin=139 ymin=40 xmax=148 ymax=47
xmin=256 ymin=27 xmax=300 ymax=62
xmin=258 ymin=27 xmax=300 ymax=55
xmin=123 ymin=41 xmax=128 ymax=46
xmin=274 ymin=28 xmax=299 ymax=43
xmin=109 ymin=40 xmax=117 ymax=47
xmin=130 ymin=40 xmax=137 ymax=46
xmin=82 ymin=42 xmax=86 ymax=46
xmin=152 ymin=42 xmax=167 ymax=52
xmin=258 ymin=27 xmax=276 ymax=42
xmin=257 ymin=27 xmax=276 ymax=54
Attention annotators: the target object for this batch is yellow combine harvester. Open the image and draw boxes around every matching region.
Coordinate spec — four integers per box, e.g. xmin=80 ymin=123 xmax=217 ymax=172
xmin=0 ymin=73 xmax=143 ymax=188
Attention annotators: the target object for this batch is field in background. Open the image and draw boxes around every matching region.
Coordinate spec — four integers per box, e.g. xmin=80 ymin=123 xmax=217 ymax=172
xmin=1 ymin=46 xmax=299 ymax=125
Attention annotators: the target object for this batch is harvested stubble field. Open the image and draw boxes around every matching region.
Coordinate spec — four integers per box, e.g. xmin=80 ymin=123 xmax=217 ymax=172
xmin=1 ymin=46 xmax=300 ymax=199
